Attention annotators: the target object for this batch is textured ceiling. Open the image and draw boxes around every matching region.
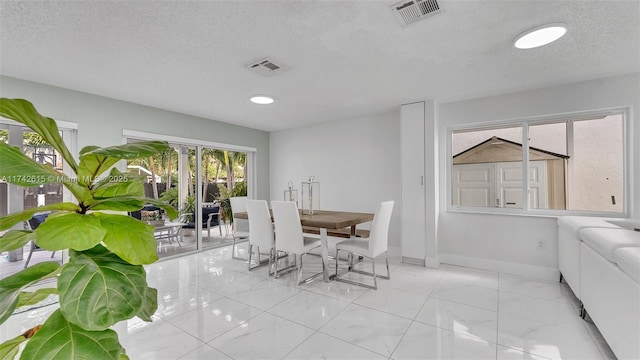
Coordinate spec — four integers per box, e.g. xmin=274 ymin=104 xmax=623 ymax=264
xmin=1 ymin=1 xmax=639 ymax=132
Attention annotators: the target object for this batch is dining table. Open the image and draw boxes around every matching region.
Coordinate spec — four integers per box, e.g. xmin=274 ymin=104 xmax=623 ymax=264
xmin=234 ymin=209 xmax=374 ymax=282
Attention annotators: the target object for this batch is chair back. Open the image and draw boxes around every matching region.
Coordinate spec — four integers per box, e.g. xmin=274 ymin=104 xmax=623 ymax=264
xmin=230 ymin=196 xmax=249 ymax=234
xmin=271 ymin=201 xmax=304 ymax=254
xmin=246 ymin=200 xmax=274 ymax=250
xmin=28 ymin=212 xmax=51 ymax=230
xmin=368 ymin=201 xmax=394 ymax=257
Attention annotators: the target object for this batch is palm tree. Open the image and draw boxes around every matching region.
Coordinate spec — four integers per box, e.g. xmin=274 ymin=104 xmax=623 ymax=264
xmin=230 ymin=151 xmax=246 ymax=185
xmin=158 ymin=147 xmax=177 ymax=190
xmin=148 ymin=156 xmax=159 ymax=199
xmin=201 ymin=148 xmax=219 ymax=203
xmin=212 ymin=149 xmax=229 ymax=189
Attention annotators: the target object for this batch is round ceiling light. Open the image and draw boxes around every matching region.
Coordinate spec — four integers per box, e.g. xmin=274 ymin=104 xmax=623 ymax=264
xmin=514 ymin=24 xmax=567 ymax=49
xmin=250 ymin=95 xmax=274 ymax=105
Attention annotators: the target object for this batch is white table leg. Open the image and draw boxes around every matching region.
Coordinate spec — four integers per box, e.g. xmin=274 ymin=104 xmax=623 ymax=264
xmin=320 ymin=228 xmax=330 ymax=282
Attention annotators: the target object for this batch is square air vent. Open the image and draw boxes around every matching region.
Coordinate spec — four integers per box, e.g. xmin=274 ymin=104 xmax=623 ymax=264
xmin=391 ymin=0 xmax=443 ymax=26
xmin=247 ymin=58 xmax=285 ymax=76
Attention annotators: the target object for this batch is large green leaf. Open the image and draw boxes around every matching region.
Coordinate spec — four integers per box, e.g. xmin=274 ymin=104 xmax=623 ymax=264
xmin=20 ymin=309 xmax=124 ymax=360
xmin=83 ymin=141 xmax=170 ymax=160
xmin=62 ymin=180 xmax=94 ymax=204
xmin=135 ymin=287 xmax=158 ymax=322
xmin=91 ymin=168 xmax=146 ymax=191
xmin=92 ymin=177 xmax=145 ymax=199
xmin=0 ymin=230 xmax=35 ymax=252
xmin=0 ymin=98 xmax=78 ymax=172
xmin=0 ymin=261 xmax=60 ymax=325
xmin=36 ymin=213 xmax=106 ymax=251
xmin=17 ymin=288 xmax=58 ymax=308
xmin=96 ymin=213 xmax=158 ymax=265
xmin=77 ymin=141 xmax=169 ymax=187
xmin=58 ymin=245 xmax=148 ymax=330
xmin=76 ymin=156 xmax=120 ymax=188
xmin=0 ymin=142 xmax=62 ymax=187
xmin=0 ymin=202 xmax=80 ymax=231
xmin=0 ymin=335 xmax=26 ymax=360
xmin=87 ymin=197 xmax=147 ymax=212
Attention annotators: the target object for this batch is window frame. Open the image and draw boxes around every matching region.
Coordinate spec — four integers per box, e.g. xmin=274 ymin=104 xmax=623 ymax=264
xmin=446 ymin=107 xmax=631 ymax=218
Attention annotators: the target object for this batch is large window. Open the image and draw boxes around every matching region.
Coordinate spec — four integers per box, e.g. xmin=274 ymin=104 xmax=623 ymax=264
xmin=1 ymin=121 xmax=77 ymax=275
xmin=450 ymin=110 xmax=627 ymax=215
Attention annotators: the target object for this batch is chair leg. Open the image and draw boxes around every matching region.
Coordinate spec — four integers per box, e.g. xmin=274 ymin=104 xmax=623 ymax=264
xmin=268 ymin=248 xmax=274 ymax=276
xmin=24 ymin=243 xmax=35 ymax=268
xmin=231 ymin=236 xmax=248 ymax=260
xmin=372 ymin=258 xmax=377 ymax=289
xmin=257 ymin=246 xmax=261 ymax=265
xmin=297 ymin=254 xmax=303 ymax=285
xmin=334 ymin=251 xmax=388 ymax=290
xmin=385 ymin=252 xmax=390 ymax=280
xmin=232 ymin=236 xmax=238 ymax=259
xmin=335 ymin=249 xmax=340 ymax=277
xmin=247 ymin=244 xmax=253 ymax=271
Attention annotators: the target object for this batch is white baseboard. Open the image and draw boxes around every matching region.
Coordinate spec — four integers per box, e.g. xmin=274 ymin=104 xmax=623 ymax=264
xmin=440 ymin=253 xmax=559 ymax=282
xmin=402 ymin=256 xmax=425 ymax=266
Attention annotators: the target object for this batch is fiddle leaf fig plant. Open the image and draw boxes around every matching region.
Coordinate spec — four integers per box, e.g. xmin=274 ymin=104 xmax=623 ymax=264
xmin=0 ymin=98 xmax=177 ymax=359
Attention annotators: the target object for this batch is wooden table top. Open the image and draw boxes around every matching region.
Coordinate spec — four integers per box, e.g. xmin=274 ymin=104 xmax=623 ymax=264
xmin=234 ymin=209 xmax=374 ymax=230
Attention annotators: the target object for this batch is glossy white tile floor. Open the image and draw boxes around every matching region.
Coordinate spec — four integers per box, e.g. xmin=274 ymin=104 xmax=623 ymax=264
xmin=3 ymin=245 xmax=617 ymax=360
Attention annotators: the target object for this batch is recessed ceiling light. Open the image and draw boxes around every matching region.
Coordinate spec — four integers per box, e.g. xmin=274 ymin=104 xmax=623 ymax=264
xmin=250 ymin=95 xmax=274 ymax=105
xmin=514 ymin=23 xmax=567 ymax=49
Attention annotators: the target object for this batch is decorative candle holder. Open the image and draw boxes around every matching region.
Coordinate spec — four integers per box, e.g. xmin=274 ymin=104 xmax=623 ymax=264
xmin=284 ymin=181 xmax=298 ymax=204
xmin=301 ymin=176 xmax=320 ymax=215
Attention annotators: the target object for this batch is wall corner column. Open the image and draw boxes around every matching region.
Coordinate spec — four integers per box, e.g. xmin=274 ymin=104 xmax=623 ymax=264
xmin=401 ymin=100 xmax=439 ymax=267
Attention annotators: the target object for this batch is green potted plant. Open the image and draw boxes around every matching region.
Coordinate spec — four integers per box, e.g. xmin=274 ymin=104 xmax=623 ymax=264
xmin=215 ymin=181 xmax=247 ymax=224
xmin=0 ymin=98 xmax=177 ymax=359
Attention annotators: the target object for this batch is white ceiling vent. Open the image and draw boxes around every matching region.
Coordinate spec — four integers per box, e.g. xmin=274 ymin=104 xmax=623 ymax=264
xmin=247 ymin=58 xmax=285 ymax=76
xmin=391 ymin=0 xmax=443 ymax=26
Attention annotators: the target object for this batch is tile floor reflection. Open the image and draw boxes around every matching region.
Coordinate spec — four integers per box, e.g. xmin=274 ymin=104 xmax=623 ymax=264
xmin=3 ymin=245 xmax=616 ymax=360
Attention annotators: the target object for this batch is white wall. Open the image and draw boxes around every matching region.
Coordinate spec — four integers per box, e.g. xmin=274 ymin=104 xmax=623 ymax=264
xmin=269 ymin=111 xmax=402 ymax=252
xmin=437 ymin=73 xmax=640 ymax=279
xmin=0 ymin=76 xmax=271 ymax=199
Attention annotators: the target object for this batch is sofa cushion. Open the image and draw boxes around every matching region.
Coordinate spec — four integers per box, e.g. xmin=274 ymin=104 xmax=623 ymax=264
xmin=580 ymin=228 xmax=640 ymax=263
xmin=28 ymin=212 xmax=50 ymax=230
xmin=557 ymin=216 xmax=619 ymax=234
xmin=183 ymin=206 xmax=220 ymax=229
xmin=130 ymin=204 xmax=164 ymax=221
xmin=613 ymin=247 xmax=640 ymax=284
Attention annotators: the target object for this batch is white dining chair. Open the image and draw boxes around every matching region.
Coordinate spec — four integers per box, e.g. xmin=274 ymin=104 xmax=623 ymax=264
xmin=230 ymin=196 xmax=250 ymax=260
xmin=334 ymin=201 xmax=394 ymax=290
xmin=245 ymin=200 xmax=277 ymax=272
xmin=271 ymin=201 xmax=322 ymax=285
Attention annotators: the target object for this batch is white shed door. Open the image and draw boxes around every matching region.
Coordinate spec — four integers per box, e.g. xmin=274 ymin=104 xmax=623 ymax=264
xmin=453 ymin=161 xmax=547 ymax=208
xmin=452 ymin=163 xmax=494 ymax=207
xmin=496 ymin=161 xmax=547 ymax=208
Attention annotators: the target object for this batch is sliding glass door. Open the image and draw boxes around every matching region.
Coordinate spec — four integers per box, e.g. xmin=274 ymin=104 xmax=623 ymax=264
xmin=200 ymin=147 xmax=247 ymax=251
xmin=124 ymin=132 xmax=254 ymax=260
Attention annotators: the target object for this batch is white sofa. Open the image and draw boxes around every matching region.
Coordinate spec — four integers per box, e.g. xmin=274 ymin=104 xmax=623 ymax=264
xmin=557 ymin=216 xmax=619 ymax=299
xmin=557 ymin=217 xmax=640 ymax=359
